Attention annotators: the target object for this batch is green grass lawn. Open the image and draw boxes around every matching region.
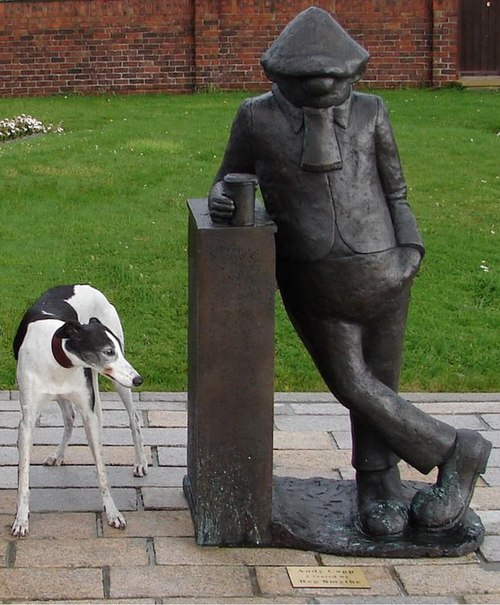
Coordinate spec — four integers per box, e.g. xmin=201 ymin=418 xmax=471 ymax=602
xmin=0 ymin=88 xmax=498 ymax=392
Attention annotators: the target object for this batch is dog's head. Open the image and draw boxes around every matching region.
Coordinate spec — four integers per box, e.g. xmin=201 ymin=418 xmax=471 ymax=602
xmin=54 ymin=318 xmax=143 ymax=388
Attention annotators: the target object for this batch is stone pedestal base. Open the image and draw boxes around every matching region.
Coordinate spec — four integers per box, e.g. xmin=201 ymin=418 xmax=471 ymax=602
xmin=272 ymin=476 xmax=485 ymax=557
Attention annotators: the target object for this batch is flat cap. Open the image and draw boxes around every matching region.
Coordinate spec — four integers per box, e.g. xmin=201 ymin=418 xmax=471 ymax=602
xmin=261 ymin=7 xmax=369 ymax=79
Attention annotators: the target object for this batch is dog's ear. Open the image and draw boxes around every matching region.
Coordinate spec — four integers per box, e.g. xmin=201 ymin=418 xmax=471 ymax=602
xmin=89 ymin=317 xmax=102 ymax=325
xmin=55 ymin=320 xmax=82 ymax=340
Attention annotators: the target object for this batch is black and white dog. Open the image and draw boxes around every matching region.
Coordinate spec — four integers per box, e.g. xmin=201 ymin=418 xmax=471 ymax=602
xmin=11 ymin=285 xmax=147 ymax=537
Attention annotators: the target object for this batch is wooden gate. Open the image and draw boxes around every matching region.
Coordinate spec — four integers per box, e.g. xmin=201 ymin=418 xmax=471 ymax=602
xmin=459 ymin=0 xmax=500 ymax=74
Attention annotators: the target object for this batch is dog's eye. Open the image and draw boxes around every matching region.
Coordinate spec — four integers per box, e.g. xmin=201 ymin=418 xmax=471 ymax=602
xmin=104 ymin=348 xmax=114 ymax=356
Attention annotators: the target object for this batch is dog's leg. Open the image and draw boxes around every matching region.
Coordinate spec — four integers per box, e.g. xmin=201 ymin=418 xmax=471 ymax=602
xmin=43 ymin=398 xmax=75 ymax=466
xmin=78 ymin=392 xmax=126 ymax=529
xmin=115 ymin=383 xmax=148 ymax=477
xmin=12 ymin=394 xmax=40 ymax=537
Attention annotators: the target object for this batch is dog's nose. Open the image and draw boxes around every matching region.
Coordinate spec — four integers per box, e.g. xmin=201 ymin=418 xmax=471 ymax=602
xmin=133 ymin=375 xmax=144 ymax=387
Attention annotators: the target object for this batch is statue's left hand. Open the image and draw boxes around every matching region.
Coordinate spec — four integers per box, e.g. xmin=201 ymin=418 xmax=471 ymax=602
xmin=400 ymin=245 xmax=423 ymax=279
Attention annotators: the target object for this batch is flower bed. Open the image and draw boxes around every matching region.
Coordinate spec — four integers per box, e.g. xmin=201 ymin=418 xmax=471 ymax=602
xmin=0 ymin=114 xmax=63 ymax=142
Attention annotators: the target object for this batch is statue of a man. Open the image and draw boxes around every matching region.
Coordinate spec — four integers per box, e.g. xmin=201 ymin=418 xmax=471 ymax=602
xmin=208 ymin=7 xmax=491 ymax=538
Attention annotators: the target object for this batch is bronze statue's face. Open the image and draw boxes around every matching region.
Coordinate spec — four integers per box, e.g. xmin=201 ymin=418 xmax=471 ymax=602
xmin=277 ymin=75 xmax=353 ymax=108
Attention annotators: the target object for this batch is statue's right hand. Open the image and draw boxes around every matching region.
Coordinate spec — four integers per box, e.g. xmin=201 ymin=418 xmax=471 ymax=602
xmin=208 ymin=181 xmax=235 ymax=223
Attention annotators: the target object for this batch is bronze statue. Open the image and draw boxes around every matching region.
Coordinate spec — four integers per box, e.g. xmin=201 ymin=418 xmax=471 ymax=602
xmin=208 ymin=7 xmax=491 ymax=540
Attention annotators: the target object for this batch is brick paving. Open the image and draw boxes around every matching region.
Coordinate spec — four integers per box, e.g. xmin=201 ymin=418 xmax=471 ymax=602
xmin=0 ymin=390 xmax=499 ymax=603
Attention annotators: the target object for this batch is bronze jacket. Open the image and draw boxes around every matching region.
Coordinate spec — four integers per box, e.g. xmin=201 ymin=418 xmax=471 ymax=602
xmin=213 ymin=86 xmax=424 ymax=262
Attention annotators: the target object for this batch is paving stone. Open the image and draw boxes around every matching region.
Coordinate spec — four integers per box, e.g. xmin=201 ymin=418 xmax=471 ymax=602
xmin=155 ymin=537 xmax=316 ymax=566
xmin=291 ymin=403 xmax=349 ymax=415
xmin=148 ymin=411 xmax=187 ymax=427
xmin=164 ymin=599 xmax=311 ymax=604
xmin=101 ymin=400 xmax=136 ymax=410
xmin=14 ymin=426 xmax=186 ymax=447
xmin=0 ymin=412 xmax=21 ymax=428
xmin=0 ymin=514 xmax=14 ymax=539
xmin=480 ymin=430 xmax=500 ymax=447
xmin=14 ymin=512 xmax=97 ymax=539
xmin=15 ymin=537 xmax=148 ymax=567
xmin=0 ymin=539 xmax=8 ymax=567
xmin=463 ymin=595 xmax=500 ymax=604
xmin=417 ymin=402 xmax=500 ymax=414
xmin=273 ymin=431 xmax=335 ymax=450
xmin=109 ymin=565 xmax=253 ymax=599
xmin=0 ymin=400 xmax=19 ymax=411
xmin=29 ymin=487 xmax=137 ymax=513
xmin=482 ymin=415 xmax=500 ymax=430
xmin=256 ymin=566 xmax=399 ymax=597
xmin=39 ymin=599 xmax=156 ymax=605
xmin=101 ymin=391 xmax=139 ymax=401
xmin=395 ymin=563 xmax=500 ymax=596
xmin=0 ymin=467 xmax=16 ymax=488
xmin=314 ymin=598 xmax=459 ymax=604
xmin=30 ymin=444 xmax=153 ymax=466
xmin=0 ymin=490 xmax=16 ymax=514
xmin=483 ymin=467 xmax=500 ymax=487
xmin=274 ymin=449 xmax=351 ymax=472
xmin=0 ymin=429 xmax=17 ymax=446
xmin=330 ymin=431 xmax=352 ymax=449
xmin=405 ymin=393 xmax=500 ymax=403
xmin=274 ymin=393 xmax=337 ymax=403
xmin=142 ymin=487 xmax=188 ymax=510
xmin=102 ymin=510 xmax=194 ymax=538
xmin=321 ymin=553 xmax=478 ymax=567
xmin=274 ymin=469 xmax=342 ymax=480
xmin=37 ymin=409 xmax=144 ymax=428
xmin=111 ymin=427 xmax=186 ymax=446
xmin=399 ymin=462 xmax=438 ymax=483
xmin=0 ymin=447 xmax=17 ymax=465
xmin=23 ymin=427 xmax=88 ymax=446
xmin=0 ymin=568 xmax=104 ymax=600
xmin=479 ymin=535 xmax=500 ymax=562
xmin=22 ymin=464 xmax=184 ymax=489
xmin=118 ymin=427 xmax=185 ymax=446
xmin=157 ymin=446 xmax=187 ymax=467
xmin=477 ymin=510 xmax=500 ymax=534
xmin=487 ymin=448 xmax=500 ymax=467
xmin=0 ymin=391 xmax=10 ymax=400
xmin=431 ymin=414 xmax=486 ymax=430
xmin=337 ymin=466 xmax=355 ymax=480
xmin=136 ymin=401 xmax=187 ymax=411
xmin=140 ymin=392 xmax=187 ymax=402
xmin=275 ymin=415 xmax=351 ymax=432
xmin=472 ymin=487 xmax=500 ymax=510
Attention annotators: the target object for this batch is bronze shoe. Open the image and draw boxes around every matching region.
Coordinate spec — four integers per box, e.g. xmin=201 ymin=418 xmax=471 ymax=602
xmin=356 ymin=466 xmax=409 ymax=538
xmin=410 ymin=429 xmax=492 ymax=532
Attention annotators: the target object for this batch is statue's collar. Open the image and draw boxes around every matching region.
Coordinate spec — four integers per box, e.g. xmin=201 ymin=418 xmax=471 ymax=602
xmin=272 ymin=84 xmax=352 ymax=133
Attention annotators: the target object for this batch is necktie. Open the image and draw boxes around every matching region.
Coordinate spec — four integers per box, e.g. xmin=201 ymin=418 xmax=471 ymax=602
xmin=301 ymin=107 xmax=343 ymax=172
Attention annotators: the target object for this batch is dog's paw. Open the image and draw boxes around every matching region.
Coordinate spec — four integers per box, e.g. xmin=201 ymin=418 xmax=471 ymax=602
xmin=133 ymin=463 xmax=148 ymax=477
xmin=11 ymin=516 xmax=29 ymax=538
xmin=104 ymin=506 xmax=126 ymax=530
xmin=108 ymin=514 xmax=126 ymax=530
xmin=43 ymin=455 xmax=64 ymax=466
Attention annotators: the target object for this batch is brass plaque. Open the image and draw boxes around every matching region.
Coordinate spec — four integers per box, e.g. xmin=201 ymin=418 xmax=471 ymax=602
xmin=287 ymin=566 xmax=370 ymax=589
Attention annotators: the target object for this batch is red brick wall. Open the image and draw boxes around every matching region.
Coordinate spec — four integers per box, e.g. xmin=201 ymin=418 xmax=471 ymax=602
xmin=0 ymin=0 xmax=460 ymax=97
xmin=0 ymin=0 xmax=195 ymax=96
xmin=195 ymin=0 xmax=437 ymax=91
xmin=432 ymin=0 xmax=460 ymax=85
